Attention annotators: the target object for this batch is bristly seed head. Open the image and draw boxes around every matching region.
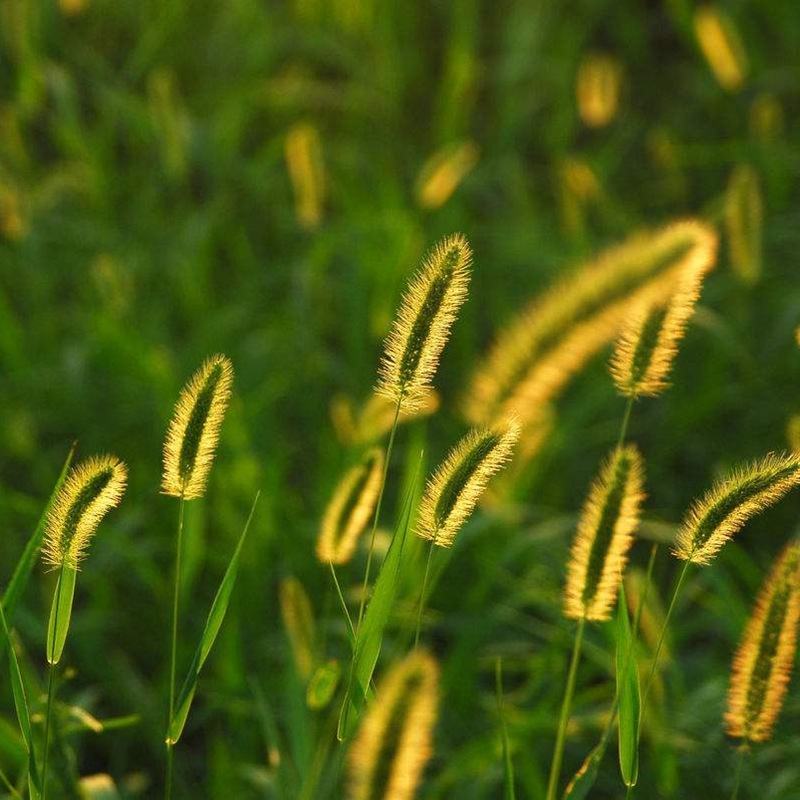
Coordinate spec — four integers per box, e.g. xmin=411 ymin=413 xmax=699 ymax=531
xmin=673 ymin=452 xmax=800 ymax=565
xmin=348 ymin=649 xmax=439 ymax=800
xmin=416 ymin=420 xmax=520 ymax=548
xmin=564 ymin=445 xmax=645 ymax=621
xmin=162 ymin=354 xmax=234 ymax=500
xmin=376 ymin=234 xmax=471 ymax=412
xmin=725 ymin=541 xmax=800 ymax=742
xmin=42 ymin=455 xmax=128 ymax=570
xmin=316 ymin=448 xmax=384 ymax=565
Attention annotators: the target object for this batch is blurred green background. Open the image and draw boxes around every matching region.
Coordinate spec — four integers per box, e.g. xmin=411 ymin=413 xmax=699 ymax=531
xmin=1 ymin=0 xmax=800 ymax=797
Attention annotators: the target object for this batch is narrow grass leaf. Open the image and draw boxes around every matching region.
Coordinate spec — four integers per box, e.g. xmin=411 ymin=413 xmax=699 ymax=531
xmin=337 ymin=453 xmax=423 ymax=741
xmin=307 ymin=660 xmax=341 ymax=710
xmin=562 ymin=739 xmax=607 ymax=800
xmin=166 ymin=492 xmax=259 ymax=744
xmin=616 ymin=583 xmax=640 ymax=787
xmin=46 ymin=566 xmax=77 ymax=666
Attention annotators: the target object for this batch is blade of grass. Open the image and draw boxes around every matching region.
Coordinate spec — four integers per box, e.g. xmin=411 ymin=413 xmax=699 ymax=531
xmin=495 ymin=657 xmax=516 ymax=800
xmin=45 ymin=567 xmax=76 ymax=666
xmin=616 ymin=583 xmax=640 ymax=788
xmin=166 ymin=492 xmax=260 ymax=745
xmin=337 ymin=451 xmax=423 ymax=741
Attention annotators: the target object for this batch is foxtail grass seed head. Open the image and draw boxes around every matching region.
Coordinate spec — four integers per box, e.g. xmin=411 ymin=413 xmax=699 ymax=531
xmin=416 ymin=141 xmax=479 ymax=210
xmin=348 ymin=649 xmax=439 ymax=800
xmin=464 ymin=220 xmax=718 ymax=429
xmin=694 ymin=5 xmax=748 ymax=92
xmin=610 ymin=263 xmax=706 ymax=398
xmin=674 ymin=453 xmax=800 ymax=565
xmin=376 ymin=234 xmax=471 ymax=411
xmin=416 ymin=420 xmax=520 ymax=547
xmin=316 ymin=448 xmax=385 ymax=564
xmin=576 ymin=53 xmax=622 ymax=128
xmin=725 ymin=164 xmax=763 ymax=285
xmin=725 ymin=542 xmax=800 ymax=742
xmin=162 ymin=354 xmax=234 ymax=500
xmin=285 ymin=122 xmax=325 ymax=229
xmin=278 ymin=577 xmax=316 ymax=680
xmin=564 ymin=445 xmax=645 ymax=621
xmin=42 ymin=456 xmax=127 ymax=569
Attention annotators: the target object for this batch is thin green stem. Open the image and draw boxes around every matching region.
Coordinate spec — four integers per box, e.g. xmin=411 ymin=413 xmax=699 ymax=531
xmin=615 ymin=395 xmax=635 ymax=451
xmin=42 ymin=565 xmax=65 ymax=800
xmin=328 ymin=562 xmax=356 ymax=646
xmin=414 ymin=538 xmax=436 ymax=649
xmin=496 ymin=657 xmax=516 ymax=800
xmin=0 ymin=765 xmax=20 ymax=799
xmin=730 ymin=746 xmax=747 ymax=800
xmin=165 ymin=496 xmax=186 ymax=800
xmin=354 ymin=399 xmax=401 ymax=636
xmin=545 ymin=616 xmax=586 ymax=800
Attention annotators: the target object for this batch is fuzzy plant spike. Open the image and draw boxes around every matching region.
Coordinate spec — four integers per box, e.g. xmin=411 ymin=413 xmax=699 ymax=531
xmin=162 ymin=354 xmax=234 ymax=499
xmin=726 ymin=542 xmax=800 ymax=742
xmin=673 ymin=453 xmax=800 ymax=565
xmin=564 ymin=445 xmax=645 ymax=621
xmin=348 ymin=649 xmax=439 ymax=800
xmin=317 ymin=448 xmax=385 ymax=564
xmin=416 ymin=420 xmax=520 ymax=547
xmin=376 ymin=234 xmax=471 ymax=412
xmin=42 ymin=455 xmax=128 ymax=570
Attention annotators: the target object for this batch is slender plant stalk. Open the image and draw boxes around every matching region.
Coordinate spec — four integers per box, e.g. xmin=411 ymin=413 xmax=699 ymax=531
xmin=329 ymin=562 xmax=356 ymax=645
xmin=42 ymin=565 xmax=65 ymax=800
xmin=354 ymin=398 xmax=401 ymax=636
xmin=0 ymin=605 xmax=24 ymax=799
xmin=0 ymin=768 xmax=19 ymax=799
xmin=546 ymin=616 xmax=586 ymax=800
xmin=414 ymin=538 xmax=436 ymax=648
xmin=616 ymin=395 xmax=635 ymax=451
xmin=730 ymin=746 xmax=747 ymax=800
xmin=165 ymin=496 xmax=186 ymax=800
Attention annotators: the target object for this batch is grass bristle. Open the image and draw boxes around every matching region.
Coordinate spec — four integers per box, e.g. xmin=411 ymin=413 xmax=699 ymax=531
xmin=564 ymin=445 xmax=645 ymax=621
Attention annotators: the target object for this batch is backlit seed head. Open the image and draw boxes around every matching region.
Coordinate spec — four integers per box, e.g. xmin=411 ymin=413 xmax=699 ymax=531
xmin=694 ymin=5 xmax=748 ymax=92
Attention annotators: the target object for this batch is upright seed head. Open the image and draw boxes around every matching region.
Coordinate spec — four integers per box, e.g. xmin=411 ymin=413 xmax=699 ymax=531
xmin=725 ymin=164 xmax=763 ymax=285
xmin=693 ymin=5 xmax=748 ymax=92
xmin=416 ymin=420 xmax=520 ymax=548
xmin=610 ymin=263 xmax=706 ymax=398
xmin=576 ymin=52 xmax=622 ymax=128
xmin=376 ymin=234 xmax=471 ymax=411
xmin=348 ymin=649 xmax=439 ymax=800
xmin=316 ymin=448 xmax=385 ymax=565
xmin=725 ymin=541 xmax=800 ymax=742
xmin=564 ymin=445 xmax=645 ymax=621
xmin=674 ymin=453 xmax=800 ymax=565
xmin=42 ymin=455 xmax=128 ymax=570
xmin=161 ymin=354 xmax=234 ymax=500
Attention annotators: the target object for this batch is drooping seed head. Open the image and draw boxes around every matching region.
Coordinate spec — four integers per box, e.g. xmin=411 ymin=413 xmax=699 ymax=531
xmin=610 ymin=263 xmax=706 ymax=398
xmin=161 ymin=354 xmax=234 ymax=500
xmin=42 ymin=455 xmax=128 ymax=569
xmin=725 ymin=541 xmax=800 ymax=742
xmin=376 ymin=234 xmax=471 ymax=411
xmin=348 ymin=649 xmax=439 ymax=800
xmin=416 ymin=420 xmax=520 ymax=548
xmin=564 ymin=445 xmax=645 ymax=621
xmin=674 ymin=453 xmax=800 ymax=565
xmin=464 ymin=220 xmax=718 ymax=429
xmin=316 ymin=448 xmax=385 ymax=564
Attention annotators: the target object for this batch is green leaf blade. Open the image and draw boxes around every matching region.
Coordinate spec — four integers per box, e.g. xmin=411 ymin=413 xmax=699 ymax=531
xmin=46 ymin=566 xmax=77 ymax=666
xmin=616 ymin=583 xmax=640 ymax=788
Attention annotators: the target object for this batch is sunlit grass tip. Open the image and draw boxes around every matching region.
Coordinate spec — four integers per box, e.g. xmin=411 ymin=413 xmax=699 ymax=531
xmin=162 ymin=353 xmax=234 ymax=500
xmin=316 ymin=447 xmax=385 ymax=564
xmin=348 ymin=649 xmax=439 ymax=800
xmin=564 ymin=444 xmax=645 ymax=621
xmin=673 ymin=452 xmax=800 ymax=565
xmin=610 ymin=261 xmax=707 ymax=398
xmin=42 ymin=455 xmax=128 ymax=569
xmin=376 ymin=233 xmax=471 ymax=411
xmin=416 ymin=419 xmax=520 ymax=547
xmin=725 ymin=541 xmax=800 ymax=742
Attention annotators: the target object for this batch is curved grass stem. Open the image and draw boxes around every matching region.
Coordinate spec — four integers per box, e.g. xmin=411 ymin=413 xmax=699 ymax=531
xmin=414 ymin=538 xmax=436 ymax=648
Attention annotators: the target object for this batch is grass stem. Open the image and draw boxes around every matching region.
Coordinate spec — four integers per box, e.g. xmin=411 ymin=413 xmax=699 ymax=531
xmin=329 ymin=562 xmax=356 ymax=646
xmin=414 ymin=538 xmax=435 ymax=648
xmin=730 ymin=746 xmax=747 ymax=800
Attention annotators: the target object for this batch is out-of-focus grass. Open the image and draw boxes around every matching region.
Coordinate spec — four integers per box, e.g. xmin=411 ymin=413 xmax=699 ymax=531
xmin=1 ymin=0 xmax=800 ymax=797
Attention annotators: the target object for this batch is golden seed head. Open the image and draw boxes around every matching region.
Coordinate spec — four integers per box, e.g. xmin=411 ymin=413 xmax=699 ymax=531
xmin=316 ymin=448 xmax=385 ymax=565
xmin=348 ymin=649 xmax=439 ymax=800
xmin=285 ymin=122 xmax=325 ymax=229
xmin=576 ymin=52 xmax=622 ymax=128
xmin=42 ymin=455 xmax=128 ymax=569
xmin=564 ymin=445 xmax=645 ymax=621
xmin=609 ymin=262 xmax=706 ymax=398
xmin=674 ymin=453 xmax=800 ymax=565
xmin=694 ymin=5 xmax=748 ymax=92
xmin=278 ymin=577 xmax=316 ymax=680
xmin=725 ymin=542 xmax=800 ymax=742
xmin=376 ymin=234 xmax=472 ymax=412
xmin=725 ymin=164 xmax=763 ymax=285
xmin=416 ymin=420 xmax=520 ymax=548
xmin=416 ymin=141 xmax=479 ymax=210
xmin=161 ymin=354 xmax=234 ymax=500
xmin=463 ymin=219 xmax=718 ymax=429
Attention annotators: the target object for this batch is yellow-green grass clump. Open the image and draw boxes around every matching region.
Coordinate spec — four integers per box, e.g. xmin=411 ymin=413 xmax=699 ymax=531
xmin=464 ymin=220 xmax=718 ymax=429
xmin=162 ymin=354 xmax=234 ymax=499
xmin=564 ymin=445 xmax=645 ymax=621
xmin=42 ymin=455 xmax=128 ymax=569
xmin=316 ymin=448 xmax=385 ymax=564
xmin=610 ymin=262 xmax=706 ymax=398
xmin=376 ymin=234 xmax=471 ymax=412
xmin=674 ymin=453 xmax=800 ymax=565
xmin=725 ymin=542 xmax=800 ymax=742
xmin=416 ymin=420 xmax=520 ymax=547
xmin=348 ymin=649 xmax=439 ymax=800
